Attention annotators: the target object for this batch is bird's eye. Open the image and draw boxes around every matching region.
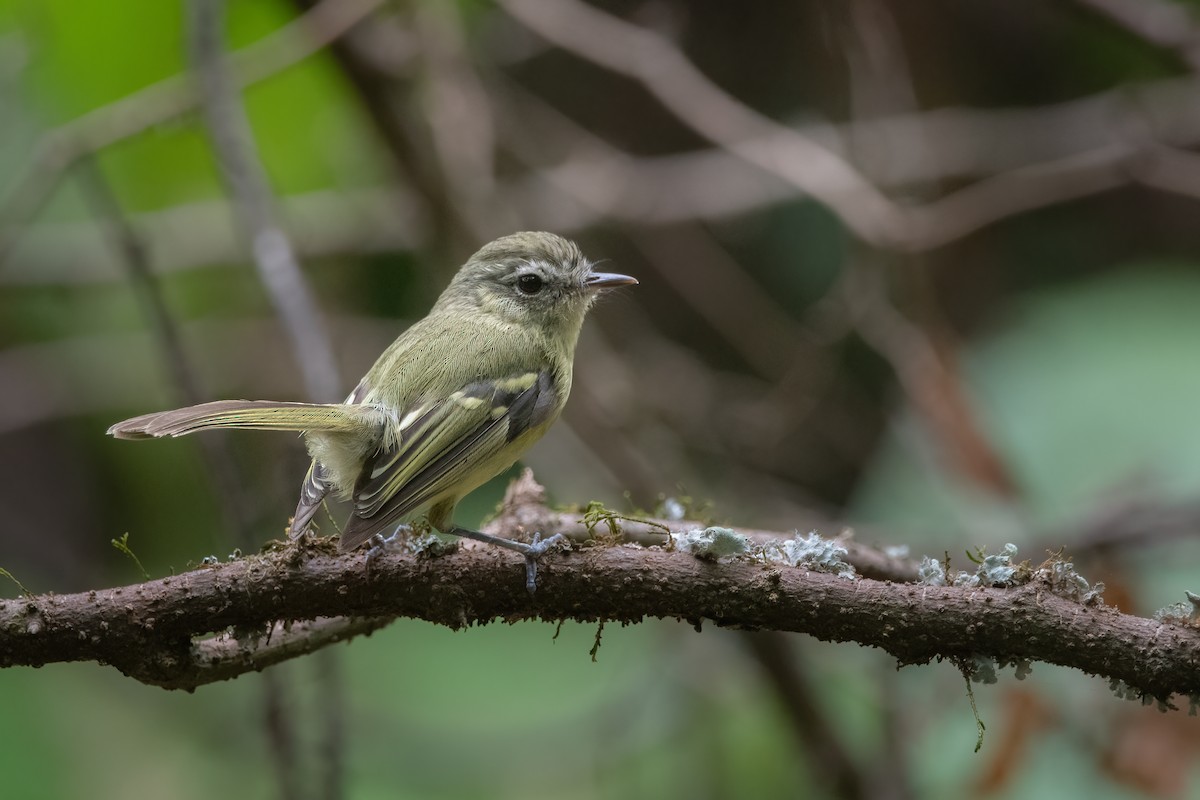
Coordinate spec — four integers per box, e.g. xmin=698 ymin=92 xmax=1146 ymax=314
xmin=517 ymin=274 xmax=544 ymax=295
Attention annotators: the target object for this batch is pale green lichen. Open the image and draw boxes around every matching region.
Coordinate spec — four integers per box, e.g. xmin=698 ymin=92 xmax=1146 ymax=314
xmin=953 ymin=571 xmax=981 ymax=588
xmin=964 ymin=655 xmax=1031 ymax=685
xmin=1153 ymin=591 xmax=1200 ymax=625
xmin=967 ymin=655 xmax=999 ymax=685
xmin=763 ymin=532 xmax=856 ymax=579
xmin=917 ymin=556 xmax=946 ymax=586
xmin=996 ymin=656 xmax=1033 ymax=681
xmin=1108 ymin=678 xmax=1143 ymax=702
xmin=671 ymin=527 xmax=750 ymax=561
xmin=406 ymin=533 xmax=459 ymax=557
xmin=1154 ymin=603 xmax=1192 ymax=623
xmin=974 ymin=543 xmax=1020 ymax=586
xmin=1036 ymin=560 xmax=1105 ymax=604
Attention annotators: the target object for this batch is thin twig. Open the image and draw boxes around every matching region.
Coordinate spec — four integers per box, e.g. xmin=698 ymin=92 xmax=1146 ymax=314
xmin=1132 ymin=143 xmax=1200 ymax=200
xmin=412 ymin=1 xmax=510 ymax=236
xmin=629 ymin=227 xmax=819 ymax=380
xmin=287 ymin=0 xmax=478 ymax=255
xmin=499 ymin=0 xmax=1140 ymax=251
xmin=189 ymin=0 xmax=341 ymax=402
xmin=844 ymin=258 xmax=1019 ymax=498
xmin=12 ymin=72 xmax=1200 ymax=287
xmin=4 ymin=188 xmax=422 ymax=287
xmin=497 ymin=0 xmax=904 ymax=244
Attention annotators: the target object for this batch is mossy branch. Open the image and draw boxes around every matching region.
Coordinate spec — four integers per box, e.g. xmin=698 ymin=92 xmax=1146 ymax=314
xmin=1 ymin=471 xmax=1198 ymax=699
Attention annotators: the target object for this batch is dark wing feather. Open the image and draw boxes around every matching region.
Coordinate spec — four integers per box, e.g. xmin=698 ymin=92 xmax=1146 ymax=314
xmin=338 ymin=370 xmax=556 ymax=551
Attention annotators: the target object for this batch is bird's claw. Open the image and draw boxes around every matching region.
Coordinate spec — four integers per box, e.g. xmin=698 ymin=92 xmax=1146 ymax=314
xmin=365 ymin=524 xmax=412 ymax=565
xmin=520 ymin=532 xmax=566 ymax=595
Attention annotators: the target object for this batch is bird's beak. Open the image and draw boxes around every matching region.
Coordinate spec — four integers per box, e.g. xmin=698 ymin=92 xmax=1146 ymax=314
xmin=586 ymin=271 xmax=638 ymax=290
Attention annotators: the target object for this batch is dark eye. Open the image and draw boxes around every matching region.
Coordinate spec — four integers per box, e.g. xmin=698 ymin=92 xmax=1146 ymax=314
xmin=517 ymin=274 xmax=544 ymax=295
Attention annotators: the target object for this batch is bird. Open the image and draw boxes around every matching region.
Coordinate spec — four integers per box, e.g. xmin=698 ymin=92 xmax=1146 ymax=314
xmin=108 ymin=232 xmax=637 ymax=591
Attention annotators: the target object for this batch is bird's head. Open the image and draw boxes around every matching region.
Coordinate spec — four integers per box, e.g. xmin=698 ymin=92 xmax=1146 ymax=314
xmin=437 ymin=232 xmax=637 ymax=338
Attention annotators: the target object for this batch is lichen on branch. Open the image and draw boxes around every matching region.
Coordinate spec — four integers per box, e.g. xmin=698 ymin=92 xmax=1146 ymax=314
xmin=1 ymin=471 xmax=1198 ymax=702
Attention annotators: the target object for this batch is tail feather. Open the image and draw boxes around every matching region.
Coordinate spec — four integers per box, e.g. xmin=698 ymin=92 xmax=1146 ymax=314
xmin=289 ymin=460 xmax=332 ymax=537
xmin=108 ymin=400 xmax=376 ymax=439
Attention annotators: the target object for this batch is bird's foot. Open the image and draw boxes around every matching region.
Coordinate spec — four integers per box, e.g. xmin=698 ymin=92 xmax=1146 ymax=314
xmin=447 ymin=526 xmax=567 ymax=593
xmin=519 ymin=532 xmax=566 ymax=594
xmin=366 ymin=524 xmax=413 ymax=564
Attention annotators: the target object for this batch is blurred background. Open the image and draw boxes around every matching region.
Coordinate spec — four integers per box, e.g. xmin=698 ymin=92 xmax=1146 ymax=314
xmin=3 ymin=0 xmax=1200 ymax=797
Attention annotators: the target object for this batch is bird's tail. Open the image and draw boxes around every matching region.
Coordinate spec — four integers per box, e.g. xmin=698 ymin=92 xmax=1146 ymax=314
xmin=108 ymin=400 xmax=374 ymax=439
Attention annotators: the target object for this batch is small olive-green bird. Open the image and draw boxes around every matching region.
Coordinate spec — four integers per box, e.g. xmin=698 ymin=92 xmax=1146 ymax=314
xmin=109 ymin=232 xmax=636 ymax=590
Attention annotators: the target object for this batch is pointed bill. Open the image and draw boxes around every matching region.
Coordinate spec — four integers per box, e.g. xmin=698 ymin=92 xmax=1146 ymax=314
xmin=585 ymin=271 xmax=638 ymax=289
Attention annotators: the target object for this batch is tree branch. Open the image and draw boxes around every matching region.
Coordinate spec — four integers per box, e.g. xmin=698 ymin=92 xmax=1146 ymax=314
xmin=2 ymin=473 xmax=1198 ymax=701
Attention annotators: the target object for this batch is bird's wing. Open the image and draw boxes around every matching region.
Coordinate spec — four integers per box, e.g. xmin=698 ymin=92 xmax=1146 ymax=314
xmin=338 ymin=369 xmax=558 ymax=551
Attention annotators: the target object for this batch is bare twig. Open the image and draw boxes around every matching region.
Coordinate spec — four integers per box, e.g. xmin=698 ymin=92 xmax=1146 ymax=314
xmin=412 ymin=1 xmax=510 ymax=235
xmin=13 ymin=69 xmax=1200 ymax=287
xmin=498 ymin=0 xmax=905 ymax=244
xmin=287 ymin=0 xmax=479 ymax=254
xmin=494 ymin=70 xmax=1200 ymax=213
xmin=1131 ymin=143 xmax=1200 ymax=200
xmin=189 ymin=0 xmax=341 ymax=402
xmin=4 ymin=188 xmax=422 ymax=287
xmin=629 ymin=227 xmax=819 ymax=380
xmin=499 ymin=0 xmax=1141 ymax=251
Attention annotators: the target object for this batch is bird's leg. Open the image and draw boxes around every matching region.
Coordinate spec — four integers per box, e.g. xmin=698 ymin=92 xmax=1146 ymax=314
xmin=447 ymin=526 xmax=565 ymax=594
